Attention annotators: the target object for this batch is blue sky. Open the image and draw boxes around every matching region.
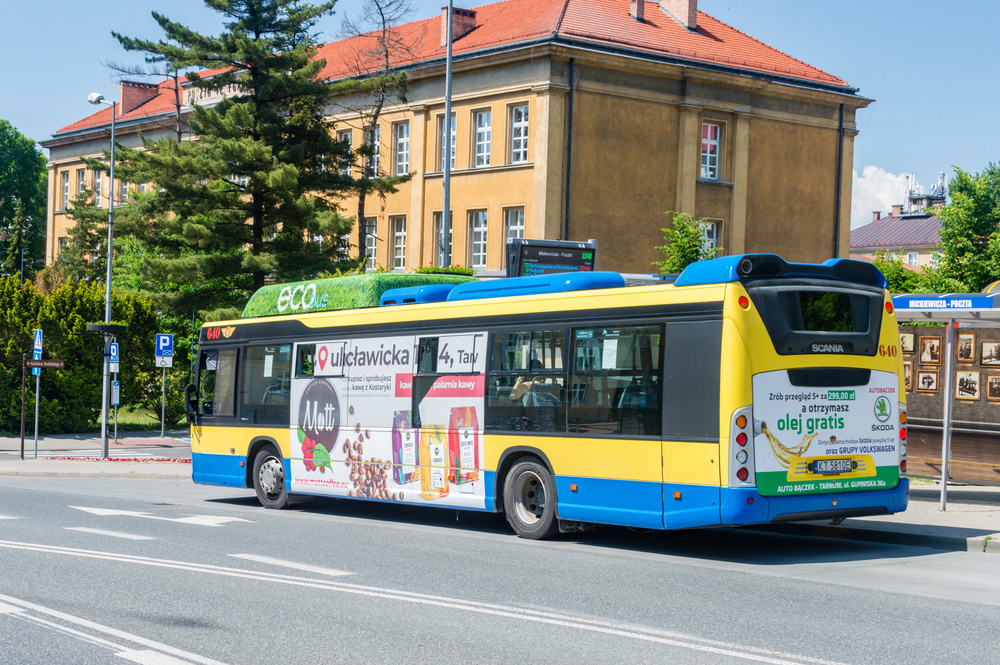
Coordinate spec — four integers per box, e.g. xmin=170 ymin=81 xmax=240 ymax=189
xmin=2 ymin=0 xmax=997 ymax=228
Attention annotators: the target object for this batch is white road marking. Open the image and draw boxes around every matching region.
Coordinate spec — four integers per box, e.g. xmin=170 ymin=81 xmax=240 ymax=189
xmin=0 ymin=591 xmax=227 ymax=665
xmin=116 ymin=650 xmax=200 ymax=665
xmin=66 ymin=527 xmax=156 ymax=541
xmin=0 ymin=601 xmax=25 ymax=614
xmin=229 ymin=553 xmax=352 ymax=577
xmin=0 ymin=539 xmax=844 ymax=665
xmin=70 ymin=506 xmax=251 ymax=527
xmin=0 ymin=515 xmax=17 ymax=519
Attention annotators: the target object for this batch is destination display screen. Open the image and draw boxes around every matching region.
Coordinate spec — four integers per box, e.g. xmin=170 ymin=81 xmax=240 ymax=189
xmin=506 ymin=239 xmax=598 ymax=277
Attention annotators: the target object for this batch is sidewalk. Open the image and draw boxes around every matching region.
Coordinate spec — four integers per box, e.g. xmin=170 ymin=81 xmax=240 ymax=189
xmin=0 ymin=440 xmax=998 ymax=553
xmin=763 ymin=482 xmax=1000 ymax=554
xmin=0 ymin=429 xmax=192 ymax=480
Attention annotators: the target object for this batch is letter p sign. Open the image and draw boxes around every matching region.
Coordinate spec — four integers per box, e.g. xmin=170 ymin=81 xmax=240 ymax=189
xmin=155 ymin=333 xmax=174 ymax=368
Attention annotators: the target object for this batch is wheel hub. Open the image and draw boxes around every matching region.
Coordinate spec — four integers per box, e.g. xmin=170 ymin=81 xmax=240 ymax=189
xmin=259 ymin=457 xmax=284 ymax=495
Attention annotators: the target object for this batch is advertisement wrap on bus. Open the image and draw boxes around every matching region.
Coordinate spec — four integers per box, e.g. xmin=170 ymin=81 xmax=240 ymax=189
xmin=290 ymin=333 xmax=487 ymax=509
xmin=187 ymin=254 xmax=908 ymax=540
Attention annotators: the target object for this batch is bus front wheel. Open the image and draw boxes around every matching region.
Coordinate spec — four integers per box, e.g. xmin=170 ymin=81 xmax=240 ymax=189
xmin=503 ymin=460 xmax=559 ymax=539
xmin=253 ymin=445 xmax=289 ymax=509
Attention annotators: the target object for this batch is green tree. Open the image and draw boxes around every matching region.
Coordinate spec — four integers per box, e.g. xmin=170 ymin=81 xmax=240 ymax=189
xmin=111 ymin=0 xmax=360 ymax=319
xmin=871 ymin=251 xmax=966 ymax=294
xmin=0 ymin=120 xmax=47 ymax=281
xmin=653 ymin=211 xmax=720 ymax=274
xmin=933 ymin=165 xmax=1000 ymax=292
xmin=56 ymin=191 xmax=110 ymax=283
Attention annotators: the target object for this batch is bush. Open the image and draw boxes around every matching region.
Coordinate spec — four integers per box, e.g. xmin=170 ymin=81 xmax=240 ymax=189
xmin=0 ymin=275 xmax=189 ymax=435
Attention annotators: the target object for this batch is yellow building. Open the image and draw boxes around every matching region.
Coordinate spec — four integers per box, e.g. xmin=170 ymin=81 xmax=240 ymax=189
xmin=42 ymin=0 xmax=870 ymax=274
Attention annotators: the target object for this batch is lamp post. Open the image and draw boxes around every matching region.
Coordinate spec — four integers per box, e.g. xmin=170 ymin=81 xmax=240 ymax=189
xmin=88 ymin=92 xmax=116 ymax=459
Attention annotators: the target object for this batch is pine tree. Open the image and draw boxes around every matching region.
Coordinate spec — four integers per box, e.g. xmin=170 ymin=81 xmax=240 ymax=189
xmin=56 ymin=191 xmax=110 ymax=283
xmin=111 ymin=0 xmax=360 ymax=319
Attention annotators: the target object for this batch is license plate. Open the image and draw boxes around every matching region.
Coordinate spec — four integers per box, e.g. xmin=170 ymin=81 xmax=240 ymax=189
xmin=814 ymin=458 xmax=852 ymax=474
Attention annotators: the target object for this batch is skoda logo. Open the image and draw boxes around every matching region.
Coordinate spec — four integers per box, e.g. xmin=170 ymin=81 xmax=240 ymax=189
xmin=874 ymin=396 xmax=891 ymax=422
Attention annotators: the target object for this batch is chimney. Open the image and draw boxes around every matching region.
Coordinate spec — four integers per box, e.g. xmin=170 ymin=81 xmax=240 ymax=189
xmin=441 ymin=7 xmax=477 ymax=48
xmin=119 ymin=80 xmax=159 ymax=116
xmin=630 ymin=0 xmax=645 ymax=21
xmin=872 ymin=211 xmax=881 ymax=223
xmin=660 ymin=0 xmax=697 ymax=30
xmin=891 ymin=204 xmax=903 ymax=216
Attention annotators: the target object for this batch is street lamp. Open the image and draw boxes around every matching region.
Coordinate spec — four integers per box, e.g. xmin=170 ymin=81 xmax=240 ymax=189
xmin=88 ymin=92 xmax=116 ymax=459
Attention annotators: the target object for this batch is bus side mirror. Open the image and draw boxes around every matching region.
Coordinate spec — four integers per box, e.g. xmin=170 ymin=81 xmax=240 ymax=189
xmin=184 ymin=384 xmax=197 ymax=423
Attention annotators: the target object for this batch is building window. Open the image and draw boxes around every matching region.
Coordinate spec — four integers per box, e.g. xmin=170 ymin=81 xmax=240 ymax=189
xmin=474 ymin=110 xmax=491 ymax=167
xmin=504 ymin=207 xmax=525 ymax=241
xmin=701 ymin=220 xmax=719 ymax=253
xmin=94 ymin=171 xmax=103 ymax=207
xmin=338 ymin=130 xmax=352 ymax=176
xmin=76 ymin=169 xmax=86 ymax=196
xmin=701 ymin=122 xmax=722 ymax=180
xmin=120 ymin=181 xmax=130 ymax=204
xmin=394 ymin=122 xmax=410 ymax=175
xmin=433 ymin=211 xmax=453 ymax=267
xmin=367 ymin=125 xmax=381 ymax=176
xmin=907 ymin=252 xmax=919 ymax=266
xmin=364 ymin=217 xmax=377 ymax=270
xmin=338 ymin=233 xmax=351 ymax=260
xmin=391 ymin=215 xmax=406 ymax=270
xmin=469 ymin=210 xmax=488 ymax=271
xmin=438 ymin=114 xmax=456 ymax=171
xmin=138 ymin=182 xmax=147 ymax=195
xmin=58 ymin=236 xmax=68 ymax=252
xmin=61 ymin=172 xmax=69 ymax=211
xmin=510 ymin=105 xmax=529 ymax=163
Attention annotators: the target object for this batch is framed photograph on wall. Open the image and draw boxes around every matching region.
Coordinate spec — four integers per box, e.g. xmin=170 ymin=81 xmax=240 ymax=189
xmin=900 ymin=333 xmax=915 ymax=354
xmin=956 ymin=370 xmax=981 ymax=400
xmin=987 ymin=374 xmax=1000 ymax=402
xmin=916 ymin=370 xmax=939 ymax=393
xmin=919 ymin=336 xmax=942 ymax=365
xmin=957 ymin=333 xmax=976 ymax=363
xmin=983 ymin=341 xmax=1000 ymax=366
xmin=903 ymin=360 xmax=913 ymax=392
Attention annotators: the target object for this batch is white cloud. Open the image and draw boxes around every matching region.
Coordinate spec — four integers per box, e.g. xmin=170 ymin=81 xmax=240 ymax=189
xmin=851 ymin=166 xmax=915 ymax=229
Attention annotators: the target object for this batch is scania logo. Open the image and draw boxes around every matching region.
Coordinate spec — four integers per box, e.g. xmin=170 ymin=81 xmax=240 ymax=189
xmin=811 ymin=343 xmax=845 ymax=353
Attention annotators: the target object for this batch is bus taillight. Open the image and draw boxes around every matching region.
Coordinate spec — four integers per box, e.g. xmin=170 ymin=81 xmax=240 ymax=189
xmin=729 ymin=406 xmax=755 ymax=487
xmin=898 ymin=402 xmax=907 ymax=477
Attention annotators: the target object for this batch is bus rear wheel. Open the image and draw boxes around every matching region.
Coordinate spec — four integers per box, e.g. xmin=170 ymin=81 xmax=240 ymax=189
xmin=253 ymin=445 xmax=289 ymax=509
xmin=503 ymin=460 xmax=559 ymax=539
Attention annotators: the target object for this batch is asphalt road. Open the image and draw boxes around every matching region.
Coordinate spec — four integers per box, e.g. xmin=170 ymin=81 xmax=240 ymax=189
xmin=1 ymin=476 xmax=998 ymax=665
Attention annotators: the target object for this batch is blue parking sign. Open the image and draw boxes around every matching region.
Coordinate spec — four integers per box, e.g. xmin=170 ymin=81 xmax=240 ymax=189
xmin=156 ymin=334 xmax=174 ymax=357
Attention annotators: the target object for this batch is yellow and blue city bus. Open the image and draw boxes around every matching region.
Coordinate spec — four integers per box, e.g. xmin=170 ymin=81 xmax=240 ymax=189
xmin=187 ymin=254 xmax=908 ymax=539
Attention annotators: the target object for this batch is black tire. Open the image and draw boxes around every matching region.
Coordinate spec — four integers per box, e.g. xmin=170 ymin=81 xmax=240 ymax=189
xmin=503 ymin=459 xmax=559 ymax=539
xmin=253 ymin=445 xmax=289 ymax=509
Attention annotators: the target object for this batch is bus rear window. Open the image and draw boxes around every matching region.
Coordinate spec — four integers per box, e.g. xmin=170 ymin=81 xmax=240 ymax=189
xmin=795 ymin=291 xmax=854 ymax=332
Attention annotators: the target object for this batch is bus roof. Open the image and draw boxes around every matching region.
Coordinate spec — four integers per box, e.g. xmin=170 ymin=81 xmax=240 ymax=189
xmin=238 ymin=255 xmax=886 ymax=319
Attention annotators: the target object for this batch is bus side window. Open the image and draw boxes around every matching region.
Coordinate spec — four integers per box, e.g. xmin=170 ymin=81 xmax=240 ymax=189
xmin=239 ymin=344 xmax=293 ymax=425
xmin=568 ymin=325 xmax=663 ymax=436
xmin=199 ymin=349 xmax=238 ymax=417
xmin=297 ymin=343 xmax=316 ymax=376
xmin=485 ymin=330 xmax=566 ymax=432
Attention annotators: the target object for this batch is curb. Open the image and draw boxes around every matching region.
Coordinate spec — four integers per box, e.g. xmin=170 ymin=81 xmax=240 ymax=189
xmin=0 ymin=463 xmax=191 ymax=482
xmin=754 ymin=522 xmax=1000 ymax=554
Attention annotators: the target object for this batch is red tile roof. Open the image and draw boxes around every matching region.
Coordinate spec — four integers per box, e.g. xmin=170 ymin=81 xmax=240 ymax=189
xmin=54 ymin=0 xmax=849 ymax=136
xmin=850 ymin=212 xmax=943 ymax=250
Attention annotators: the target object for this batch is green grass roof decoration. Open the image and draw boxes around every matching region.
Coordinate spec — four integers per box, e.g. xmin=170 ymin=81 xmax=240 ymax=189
xmin=241 ymin=273 xmax=478 ymax=318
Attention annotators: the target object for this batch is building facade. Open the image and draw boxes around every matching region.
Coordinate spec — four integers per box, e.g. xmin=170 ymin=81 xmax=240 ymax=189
xmin=42 ymin=0 xmax=871 ymax=274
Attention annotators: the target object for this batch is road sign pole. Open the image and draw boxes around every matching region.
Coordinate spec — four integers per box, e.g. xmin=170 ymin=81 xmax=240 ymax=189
xmin=33 ymin=371 xmax=40 ymax=459
xmin=20 ymin=353 xmax=25 ymax=461
xmin=161 ymin=366 xmax=167 ymax=438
